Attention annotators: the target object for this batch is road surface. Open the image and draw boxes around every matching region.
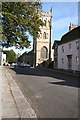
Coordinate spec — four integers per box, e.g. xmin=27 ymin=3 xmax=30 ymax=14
xmin=5 ymin=66 xmax=78 ymax=118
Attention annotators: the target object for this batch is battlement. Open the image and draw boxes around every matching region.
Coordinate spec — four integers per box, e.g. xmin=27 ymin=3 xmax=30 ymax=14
xmin=38 ymin=7 xmax=52 ymax=17
xmin=42 ymin=11 xmax=52 ymax=16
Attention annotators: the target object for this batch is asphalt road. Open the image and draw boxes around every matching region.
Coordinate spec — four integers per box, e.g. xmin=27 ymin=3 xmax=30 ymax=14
xmin=6 ymin=66 xmax=78 ymax=118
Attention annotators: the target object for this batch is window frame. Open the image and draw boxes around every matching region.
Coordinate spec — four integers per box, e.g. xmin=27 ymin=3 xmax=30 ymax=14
xmin=69 ymin=43 xmax=71 ymax=52
xmin=62 ymin=58 xmax=64 ymax=64
xmin=44 ymin=20 xmax=47 ymax=27
xmin=76 ymin=41 xmax=79 ymax=49
xmin=40 ymin=33 xmax=42 ymax=39
xmin=40 ymin=46 xmax=48 ymax=59
xmin=76 ymin=57 xmax=79 ymax=65
xmin=43 ymin=32 xmax=46 ymax=39
xmin=62 ymin=46 xmax=64 ymax=53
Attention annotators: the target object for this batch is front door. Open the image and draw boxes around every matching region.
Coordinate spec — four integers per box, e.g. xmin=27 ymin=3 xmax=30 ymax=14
xmin=67 ymin=55 xmax=72 ymax=70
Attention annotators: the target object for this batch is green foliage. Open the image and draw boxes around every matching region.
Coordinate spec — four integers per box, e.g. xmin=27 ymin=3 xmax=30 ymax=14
xmin=1 ymin=2 xmax=44 ymax=49
xmin=3 ymin=50 xmax=17 ymax=63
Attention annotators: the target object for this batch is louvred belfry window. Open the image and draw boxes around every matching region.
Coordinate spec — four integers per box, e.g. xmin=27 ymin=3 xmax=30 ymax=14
xmin=43 ymin=32 xmax=46 ymax=39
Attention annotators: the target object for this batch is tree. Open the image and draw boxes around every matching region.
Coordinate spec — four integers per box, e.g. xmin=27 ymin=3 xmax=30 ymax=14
xmin=3 ymin=50 xmax=17 ymax=64
xmin=1 ymin=2 xmax=44 ymax=49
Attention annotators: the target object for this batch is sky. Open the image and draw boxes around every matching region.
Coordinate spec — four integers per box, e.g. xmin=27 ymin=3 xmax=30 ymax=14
xmin=3 ymin=2 xmax=78 ymax=54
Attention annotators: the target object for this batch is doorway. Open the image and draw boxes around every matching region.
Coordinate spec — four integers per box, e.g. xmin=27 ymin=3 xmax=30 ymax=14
xmin=67 ymin=55 xmax=72 ymax=70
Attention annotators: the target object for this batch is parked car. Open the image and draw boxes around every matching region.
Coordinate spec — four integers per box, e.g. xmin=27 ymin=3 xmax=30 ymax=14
xmin=3 ymin=63 xmax=10 ymax=66
xmin=19 ymin=63 xmax=30 ymax=68
xmin=12 ymin=63 xmax=17 ymax=67
xmin=23 ymin=63 xmax=31 ymax=68
xmin=17 ymin=62 xmax=21 ymax=67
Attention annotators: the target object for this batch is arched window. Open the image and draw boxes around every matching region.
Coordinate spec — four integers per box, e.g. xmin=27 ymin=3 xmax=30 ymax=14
xmin=43 ymin=32 xmax=46 ymax=39
xmin=44 ymin=20 xmax=47 ymax=26
xmin=40 ymin=33 xmax=42 ymax=38
xmin=48 ymin=20 xmax=50 ymax=27
xmin=46 ymin=33 xmax=48 ymax=39
xmin=40 ymin=46 xmax=48 ymax=59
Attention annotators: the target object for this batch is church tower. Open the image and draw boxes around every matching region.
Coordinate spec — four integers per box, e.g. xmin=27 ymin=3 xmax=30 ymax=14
xmin=34 ymin=8 xmax=53 ymax=67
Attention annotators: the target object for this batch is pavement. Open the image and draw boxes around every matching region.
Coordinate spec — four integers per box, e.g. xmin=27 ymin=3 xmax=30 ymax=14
xmin=41 ymin=67 xmax=80 ymax=78
xmin=0 ymin=66 xmax=37 ymax=119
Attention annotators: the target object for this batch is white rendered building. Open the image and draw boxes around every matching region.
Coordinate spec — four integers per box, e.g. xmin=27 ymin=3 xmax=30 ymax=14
xmin=0 ymin=51 xmax=6 ymax=66
xmin=2 ymin=52 xmax=6 ymax=65
xmin=58 ymin=26 xmax=80 ymax=71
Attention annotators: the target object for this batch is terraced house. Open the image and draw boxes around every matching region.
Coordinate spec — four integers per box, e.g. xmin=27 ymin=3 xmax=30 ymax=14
xmin=53 ymin=24 xmax=80 ymax=71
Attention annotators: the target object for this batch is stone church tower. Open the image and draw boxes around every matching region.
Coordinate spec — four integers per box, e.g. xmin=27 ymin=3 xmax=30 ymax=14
xmin=18 ymin=8 xmax=53 ymax=67
xmin=34 ymin=8 xmax=53 ymax=67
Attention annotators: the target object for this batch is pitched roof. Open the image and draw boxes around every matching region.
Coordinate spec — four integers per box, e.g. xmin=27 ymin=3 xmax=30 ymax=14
xmin=26 ymin=50 xmax=34 ymax=55
xmin=59 ymin=26 xmax=80 ymax=45
xmin=52 ymin=40 xmax=60 ymax=49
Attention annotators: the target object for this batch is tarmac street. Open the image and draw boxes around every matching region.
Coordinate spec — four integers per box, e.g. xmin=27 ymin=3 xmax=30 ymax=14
xmin=5 ymin=66 xmax=79 ymax=119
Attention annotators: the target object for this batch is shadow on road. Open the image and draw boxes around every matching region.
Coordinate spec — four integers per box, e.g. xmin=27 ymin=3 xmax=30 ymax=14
xmin=10 ymin=67 xmax=79 ymax=88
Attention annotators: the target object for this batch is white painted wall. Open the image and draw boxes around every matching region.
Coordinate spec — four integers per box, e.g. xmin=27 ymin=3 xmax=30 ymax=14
xmin=58 ymin=39 xmax=80 ymax=71
xmin=2 ymin=52 xmax=6 ymax=65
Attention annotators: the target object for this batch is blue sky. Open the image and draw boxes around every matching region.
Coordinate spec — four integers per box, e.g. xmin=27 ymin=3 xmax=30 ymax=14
xmin=3 ymin=2 xmax=78 ymax=54
xmin=42 ymin=2 xmax=78 ymax=40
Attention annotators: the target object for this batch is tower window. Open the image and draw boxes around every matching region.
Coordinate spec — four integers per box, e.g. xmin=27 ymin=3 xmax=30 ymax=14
xmin=46 ymin=33 xmax=48 ymax=39
xmin=44 ymin=20 xmax=47 ymax=26
xmin=40 ymin=46 xmax=48 ymax=59
xmin=43 ymin=32 xmax=46 ymax=39
xmin=48 ymin=20 xmax=50 ymax=27
xmin=40 ymin=33 xmax=42 ymax=39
